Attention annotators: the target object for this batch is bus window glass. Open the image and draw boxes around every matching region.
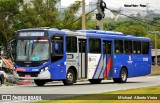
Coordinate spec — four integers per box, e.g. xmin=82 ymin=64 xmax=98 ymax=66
xmin=16 ymin=39 xmax=49 ymax=61
xmin=124 ymin=40 xmax=132 ymax=54
xmin=66 ymin=37 xmax=77 ymax=53
xmin=52 ymin=36 xmax=63 ymax=55
xmin=142 ymin=42 xmax=149 ymax=54
xmin=133 ymin=41 xmax=141 ymax=54
xmin=89 ymin=38 xmax=101 ymax=53
xmin=114 ymin=40 xmax=123 ymax=54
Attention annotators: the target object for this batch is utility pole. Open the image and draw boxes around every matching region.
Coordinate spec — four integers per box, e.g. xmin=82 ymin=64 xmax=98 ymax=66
xmin=97 ymin=0 xmax=103 ymax=30
xmin=96 ymin=0 xmax=106 ymax=30
xmin=82 ymin=0 xmax=86 ymax=30
xmin=146 ymin=3 xmax=150 ymax=33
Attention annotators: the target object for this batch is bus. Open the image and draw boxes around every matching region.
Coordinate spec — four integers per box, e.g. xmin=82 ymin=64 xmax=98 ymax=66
xmin=9 ymin=28 xmax=152 ymax=86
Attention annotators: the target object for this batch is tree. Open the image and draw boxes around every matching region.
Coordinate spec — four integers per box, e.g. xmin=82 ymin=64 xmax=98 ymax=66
xmin=0 ymin=0 xmax=19 ymax=50
xmin=62 ymin=2 xmax=81 ymax=29
xmin=13 ymin=0 xmax=61 ymax=29
xmin=13 ymin=0 xmax=90 ymax=30
xmin=115 ymin=25 xmax=147 ymax=36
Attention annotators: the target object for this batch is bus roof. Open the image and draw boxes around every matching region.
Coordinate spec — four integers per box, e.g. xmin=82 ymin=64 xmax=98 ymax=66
xmin=16 ymin=28 xmax=150 ymax=41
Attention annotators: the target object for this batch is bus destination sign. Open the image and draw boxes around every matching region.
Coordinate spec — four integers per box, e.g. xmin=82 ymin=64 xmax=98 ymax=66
xmin=19 ymin=32 xmax=45 ymax=37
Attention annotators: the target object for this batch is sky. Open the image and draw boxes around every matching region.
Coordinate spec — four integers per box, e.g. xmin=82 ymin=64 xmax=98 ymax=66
xmin=61 ymin=0 xmax=160 ymax=11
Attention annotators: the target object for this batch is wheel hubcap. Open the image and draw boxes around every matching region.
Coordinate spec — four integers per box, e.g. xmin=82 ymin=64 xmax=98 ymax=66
xmin=121 ymin=71 xmax=126 ymax=81
xmin=67 ymin=72 xmax=73 ymax=83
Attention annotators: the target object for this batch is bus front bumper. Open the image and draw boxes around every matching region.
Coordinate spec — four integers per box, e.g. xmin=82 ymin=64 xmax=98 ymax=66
xmin=13 ymin=70 xmax=51 ymax=80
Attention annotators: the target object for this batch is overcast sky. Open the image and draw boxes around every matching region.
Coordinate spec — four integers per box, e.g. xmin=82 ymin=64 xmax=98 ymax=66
xmin=61 ymin=0 xmax=160 ymax=11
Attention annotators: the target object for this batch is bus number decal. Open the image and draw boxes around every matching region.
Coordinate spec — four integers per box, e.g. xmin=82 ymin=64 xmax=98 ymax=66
xmin=143 ymin=58 xmax=148 ymax=61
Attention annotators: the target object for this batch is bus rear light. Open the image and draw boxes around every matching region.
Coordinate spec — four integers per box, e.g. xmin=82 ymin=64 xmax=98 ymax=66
xmin=16 ymin=68 xmax=25 ymax=72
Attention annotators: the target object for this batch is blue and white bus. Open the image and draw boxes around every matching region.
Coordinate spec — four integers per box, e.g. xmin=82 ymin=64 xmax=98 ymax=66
xmin=9 ymin=28 xmax=151 ymax=86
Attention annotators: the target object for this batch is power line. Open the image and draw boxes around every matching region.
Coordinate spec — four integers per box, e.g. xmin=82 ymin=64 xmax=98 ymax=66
xmin=106 ymin=7 xmax=160 ymax=27
xmin=63 ymin=8 xmax=97 ymax=28
xmin=64 ymin=3 xmax=160 ymax=29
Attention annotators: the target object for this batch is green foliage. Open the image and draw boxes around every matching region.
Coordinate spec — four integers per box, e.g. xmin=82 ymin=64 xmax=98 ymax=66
xmin=146 ymin=34 xmax=160 ymax=49
xmin=115 ymin=25 xmax=147 ymax=36
xmin=13 ymin=0 xmax=60 ymax=29
xmin=1 ymin=0 xmax=160 ymax=52
xmin=62 ymin=2 xmax=81 ymax=29
xmin=0 ymin=0 xmax=19 ymax=50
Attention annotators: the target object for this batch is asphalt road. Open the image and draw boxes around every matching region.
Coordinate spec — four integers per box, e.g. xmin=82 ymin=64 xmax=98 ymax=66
xmin=0 ymin=76 xmax=160 ymax=102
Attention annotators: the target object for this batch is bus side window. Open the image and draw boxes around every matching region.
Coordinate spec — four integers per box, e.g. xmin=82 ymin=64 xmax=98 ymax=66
xmin=133 ymin=41 xmax=141 ymax=54
xmin=51 ymin=35 xmax=64 ymax=62
xmin=66 ymin=36 xmax=77 ymax=53
xmin=89 ymin=38 xmax=101 ymax=53
xmin=142 ymin=42 xmax=149 ymax=54
xmin=124 ymin=40 xmax=132 ymax=54
xmin=114 ymin=40 xmax=123 ymax=54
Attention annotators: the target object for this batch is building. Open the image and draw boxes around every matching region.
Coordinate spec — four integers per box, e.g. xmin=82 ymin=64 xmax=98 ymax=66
xmin=152 ymin=49 xmax=160 ymax=65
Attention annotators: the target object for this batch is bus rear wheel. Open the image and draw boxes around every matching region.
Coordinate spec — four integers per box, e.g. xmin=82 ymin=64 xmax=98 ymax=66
xmin=89 ymin=79 xmax=102 ymax=84
xmin=34 ymin=80 xmax=46 ymax=86
xmin=63 ymin=69 xmax=75 ymax=85
xmin=113 ymin=68 xmax=127 ymax=83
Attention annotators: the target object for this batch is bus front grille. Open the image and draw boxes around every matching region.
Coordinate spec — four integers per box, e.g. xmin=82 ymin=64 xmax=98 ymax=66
xmin=17 ymin=72 xmax=39 ymax=77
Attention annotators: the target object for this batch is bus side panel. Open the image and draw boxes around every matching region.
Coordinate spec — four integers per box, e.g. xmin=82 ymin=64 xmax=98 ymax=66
xmin=112 ymin=55 xmax=124 ymax=78
xmin=132 ymin=55 xmax=151 ymax=76
xmin=50 ymin=59 xmax=66 ymax=80
xmin=113 ymin=54 xmax=151 ymax=78
xmin=123 ymin=55 xmax=136 ymax=77
xmin=66 ymin=53 xmax=79 ymax=77
xmin=103 ymin=54 xmax=112 ymax=78
xmin=88 ymin=54 xmax=103 ymax=79
xmin=113 ymin=55 xmax=135 ymax=78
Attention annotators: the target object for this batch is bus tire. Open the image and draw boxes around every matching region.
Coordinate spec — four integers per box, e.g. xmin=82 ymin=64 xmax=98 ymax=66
xmin=89 ymin=79 xmax=102 ymax=84
xmin=113 ymin=68 xmax=127 ymax=83
xmin=34 ymin=80 xmax=46 ymax=86
xmin=63 ymin=69 xmax=75 ymax=85
xmin=0 ymin=74 xmax=4 ymax=86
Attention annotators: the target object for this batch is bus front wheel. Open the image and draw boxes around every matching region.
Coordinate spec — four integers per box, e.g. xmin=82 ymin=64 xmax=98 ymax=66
xmin=89 ymin=79 xmax=102 ymax=84
xmin=113 ymin=68 xmax=127 ymax=83
xmin=34 ymin=80 xmax=46 ymax=86
xmin=63 ymin=69 xmax=75 ymax=85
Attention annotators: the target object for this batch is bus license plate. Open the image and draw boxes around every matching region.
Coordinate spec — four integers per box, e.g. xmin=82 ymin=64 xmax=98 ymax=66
xmin=25 ymin=74 xmax=31 ymax=78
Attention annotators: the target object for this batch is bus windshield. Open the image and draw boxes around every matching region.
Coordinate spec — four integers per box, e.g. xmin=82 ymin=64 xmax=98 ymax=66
xmin=16 ymin=39 xmax=49 ymax=61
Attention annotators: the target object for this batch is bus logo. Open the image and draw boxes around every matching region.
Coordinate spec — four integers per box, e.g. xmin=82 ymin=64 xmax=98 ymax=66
xmin=89 ymin=57 xmax=96 ymax=62
xmin=127 ymin=56 xmax=133 ymax=63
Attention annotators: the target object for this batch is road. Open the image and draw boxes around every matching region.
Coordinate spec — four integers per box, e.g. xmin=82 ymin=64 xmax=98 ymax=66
xmin=0 ymin=76 xmax=160 ymax=102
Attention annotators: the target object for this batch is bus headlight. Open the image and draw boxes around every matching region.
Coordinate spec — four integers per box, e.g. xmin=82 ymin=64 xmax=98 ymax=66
xmin=40 ymin=67 xmax=49 ymax=73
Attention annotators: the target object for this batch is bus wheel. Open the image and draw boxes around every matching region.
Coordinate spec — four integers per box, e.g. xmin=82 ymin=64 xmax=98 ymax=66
xmin=89 ymin=79 xmax=102 ymax=84
xmin=0 ymin=74 xmax=4 ymax=86
xmin=34 ymin=80 xmax=46 ymax=86
xmin=63 ymin=69 xmax=75 ymax=85
xmin=113 ymin=68 xmax=127 ymax=83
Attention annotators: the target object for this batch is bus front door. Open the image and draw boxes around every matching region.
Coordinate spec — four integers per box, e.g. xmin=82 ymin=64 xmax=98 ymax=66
xmin=78 ymin=39 xmax=87 ymax=78
xmin=103 ymin=40 xmax=113 ymax=78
